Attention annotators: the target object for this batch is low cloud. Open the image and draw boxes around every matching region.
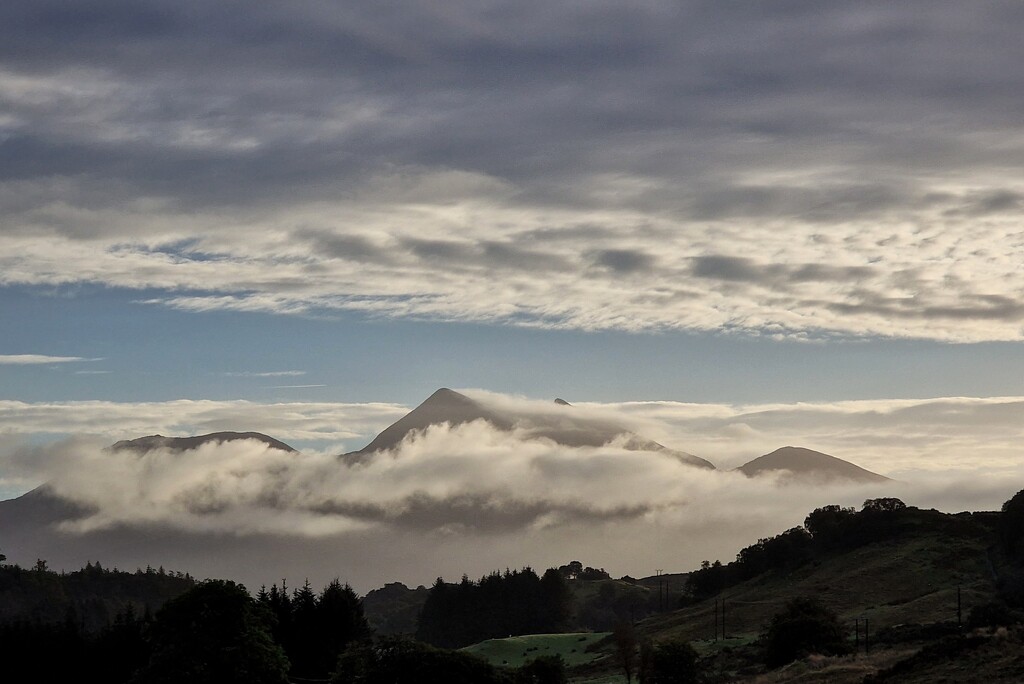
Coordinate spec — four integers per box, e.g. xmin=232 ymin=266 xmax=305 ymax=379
xmin=2 ymin=419 xmax=1021 ymax=591
xmin=2 ymin=392 xmax=1023 ymax=589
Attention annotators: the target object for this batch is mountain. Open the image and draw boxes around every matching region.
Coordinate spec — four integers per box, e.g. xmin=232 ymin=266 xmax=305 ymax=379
xmin=350 ymin=388 xmax=513 ymax=456
xmin=112 ymin=431 xmax=297 ymax=454
xmin=736 ymin=446 xmax=890 ymax=483
xmin=346 ymin=388 xmax=716 ymax=469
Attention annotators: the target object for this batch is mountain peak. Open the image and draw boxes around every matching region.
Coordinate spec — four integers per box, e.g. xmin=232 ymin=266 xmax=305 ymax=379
xmin=112 ymin=431 xmax=297 ymax=454
xmin=737 ymin=446 xmax=889 ymax=483
xmin=348 ymin=388 xmax=716 ymax=470
xmin=354 ymin=389 xmax=510 ymax=456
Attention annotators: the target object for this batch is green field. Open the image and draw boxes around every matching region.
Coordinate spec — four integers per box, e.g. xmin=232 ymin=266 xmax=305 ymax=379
xmin=462 ymin=632 xmax=611 ymax=669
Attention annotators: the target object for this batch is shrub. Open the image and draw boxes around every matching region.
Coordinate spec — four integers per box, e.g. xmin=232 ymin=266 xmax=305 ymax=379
xmin=760 ymin=597 xmax=850 ymax=667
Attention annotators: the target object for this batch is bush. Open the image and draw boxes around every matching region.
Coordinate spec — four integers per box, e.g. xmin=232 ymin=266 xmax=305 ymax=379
xmin=760 ymin=597 xmax=850 ymax=667
xmin=645 ymin=639 xmax=701 ymax=684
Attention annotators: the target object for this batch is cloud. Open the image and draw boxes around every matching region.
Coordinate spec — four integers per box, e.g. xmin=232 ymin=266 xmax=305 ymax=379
xmin=0 ymin=354 xmax=98 ymax=365
xmin=0 ymin=398 xmax=408 ymax=449
xmin=2 ymin=3 xmax=1024 ymax=341
xmin=3 ymin=414 xmax=1021 ymax=591
xmin=3 ymin=390 xmax=1024 ymax=589
xmin=222 ymin=370 xmax=306 ymax=378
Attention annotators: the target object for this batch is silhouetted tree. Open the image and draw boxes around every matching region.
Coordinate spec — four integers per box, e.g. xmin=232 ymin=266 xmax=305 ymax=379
xmin=416 ymin=567 xmax=569 ymax=648
xmin=131 ymin=580 xmax=289 ymax=684
xmin=760 ymin=596 xmax=850 ymax=668
xmin=333 ymin=636 xmax=507 ymax=684
xmin=515 ymin=654 xmax=568 ymax=684
xmin=1000 ymin=489 xmax=1024 ymax=562
xmin=804 ymin=505 xmax=857 ymax=550
xmin=613 ymin=621 xmax=639 ymax=684
xmin=645 ymin=639 xmax=700 ymax=684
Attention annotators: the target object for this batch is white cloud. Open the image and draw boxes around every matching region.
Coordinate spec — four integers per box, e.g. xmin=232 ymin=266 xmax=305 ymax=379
xmin=2 ymin=414 xmax=1021 ymax=590
xmin=222 ymin=370 xmax=306 ymax=378
xmin=0 ymin=354 xmax=99 ymax=365
xmin=0 ymin=398 xmax=407 ymax=449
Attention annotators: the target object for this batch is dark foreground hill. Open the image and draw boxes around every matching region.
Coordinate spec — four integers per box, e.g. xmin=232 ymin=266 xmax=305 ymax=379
xmin=568 ymin=503 xmax=1008 ymax=683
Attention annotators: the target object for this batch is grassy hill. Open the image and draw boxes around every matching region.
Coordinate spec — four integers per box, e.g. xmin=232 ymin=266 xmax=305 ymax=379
xmin=645 ymin=510 xmax=996 ymax=644
xmin=573 ymin=506 xmax=1004 ymax=683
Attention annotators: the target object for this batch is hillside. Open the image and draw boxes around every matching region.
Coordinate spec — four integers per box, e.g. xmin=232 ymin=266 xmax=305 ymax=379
xmin=574 ymin=506 xmax=1002 ymax=683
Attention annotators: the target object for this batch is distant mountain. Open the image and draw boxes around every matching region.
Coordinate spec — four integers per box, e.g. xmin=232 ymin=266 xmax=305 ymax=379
xmin=112 ymin=431 xmax=297 ymax=454
xmin=346 ymin=388 xmax=716 ymax=469
xmin=350 ymin=388 xmax=512 ymax=456
xmin=736 ymin=446 xmax=890 ymax=483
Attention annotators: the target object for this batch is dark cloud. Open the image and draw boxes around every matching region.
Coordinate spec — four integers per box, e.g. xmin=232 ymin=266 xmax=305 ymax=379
xmin=829 ymin=294 xmax=1024 ymax=322
xmin=945 ymin=190 xmax=1024 ymax=217
xmin=593 ymin=249 xmax=655 ymax=274
xmin=293 ymin=229 xmax=394 ymax=264
xmin=402 ymin=238 xmax=569 ymax=272
xmin=688 ymin=183 xmax=907 ymax=222
xmin=3 ymin=1 xmax=1024 ymax=213
xmin=692 ymin=256 xmax=874 ymax=287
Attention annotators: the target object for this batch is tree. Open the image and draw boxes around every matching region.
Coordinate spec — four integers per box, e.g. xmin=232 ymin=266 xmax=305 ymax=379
xmin=804 ymin=505 xmax=857 ymax=550
xmin=613 ymin=621 xmax=639 ymax=684
xmin=515 ymin=654 xmax=568 ymax=684
xmin=1000 ymin=489 xmax=1024 ymax=561
xmin=131 ymin=580 xmax=289 ymax=684
xmin=333 ymin=636 xmax=507 ymax=684
xmin=760 ymin=596 xmax=850 ymax=668
xmin=862 ymin=497 xmax=906 ymax=513
xmin=645 ymin=640 xmax=700 ymax=684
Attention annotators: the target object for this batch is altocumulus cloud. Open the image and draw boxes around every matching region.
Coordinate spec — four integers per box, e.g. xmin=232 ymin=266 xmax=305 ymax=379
xmin=2 ymin=2 xmax=1024 ymax=340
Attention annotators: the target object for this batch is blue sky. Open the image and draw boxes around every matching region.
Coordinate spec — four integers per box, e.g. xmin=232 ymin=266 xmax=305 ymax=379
xmin=6 ymin=283 xmax=1024 ymax=409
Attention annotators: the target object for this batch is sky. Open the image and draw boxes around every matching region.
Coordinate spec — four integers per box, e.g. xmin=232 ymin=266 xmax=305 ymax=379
xmin=2 ymin=2 xmax=1024 ymax=585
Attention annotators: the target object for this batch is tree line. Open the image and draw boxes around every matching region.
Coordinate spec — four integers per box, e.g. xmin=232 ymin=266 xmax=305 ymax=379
xmin=415 ymin=567 xmax=573 ymax=648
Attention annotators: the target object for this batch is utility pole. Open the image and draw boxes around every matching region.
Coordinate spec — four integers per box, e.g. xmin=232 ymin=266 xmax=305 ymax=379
xmin=721 ymin=598 xmax=726 ymax=639
xmin=655 ymin=569 xmax=664 ymax=612
xmin=957 ymin=584 xmax=962 ymax=631
xmin=714 ymin=598 xmax=719 ymax=642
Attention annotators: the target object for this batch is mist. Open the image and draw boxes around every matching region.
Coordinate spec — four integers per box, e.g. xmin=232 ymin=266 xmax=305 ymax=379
xmin=3 ymin=410 xmax=1021 ymax=592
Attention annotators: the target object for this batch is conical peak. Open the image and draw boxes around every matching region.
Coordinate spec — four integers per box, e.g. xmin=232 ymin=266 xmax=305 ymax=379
xmin=424 ymin=387 xmax=471 ymax=402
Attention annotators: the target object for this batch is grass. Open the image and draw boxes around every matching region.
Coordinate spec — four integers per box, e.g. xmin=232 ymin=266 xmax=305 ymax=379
xmin=636 ymin=519 xmax=996 ymax=646
xmin=461 ymin=631 xmax=611 ymax=669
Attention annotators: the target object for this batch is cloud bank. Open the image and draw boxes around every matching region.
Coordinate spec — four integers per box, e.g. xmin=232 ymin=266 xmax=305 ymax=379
xmin=3 ymin=390 xmax=1022 ymax=588
xmin=3 ymin=2 xmax=1024 ymax=341
xmin=3 ymin=416 xmax=1020 ymax=590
